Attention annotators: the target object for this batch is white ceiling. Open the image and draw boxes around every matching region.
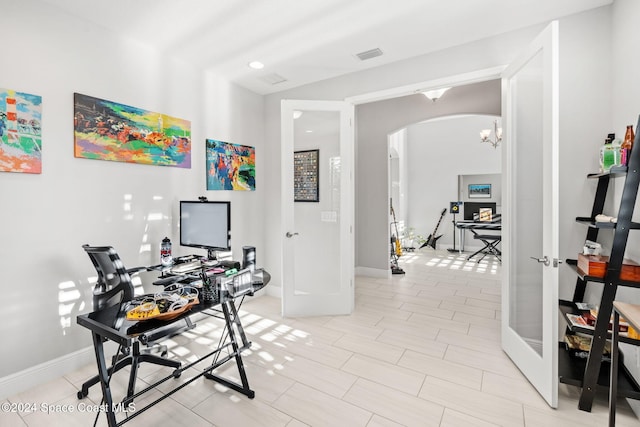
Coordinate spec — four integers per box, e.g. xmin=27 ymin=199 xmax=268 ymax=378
xmin=39 ymin=0 xmax=612 ymax=95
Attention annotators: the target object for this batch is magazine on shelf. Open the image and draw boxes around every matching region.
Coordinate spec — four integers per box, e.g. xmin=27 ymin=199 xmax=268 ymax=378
xmin=566 ymin=312 xmax=629 ymax=334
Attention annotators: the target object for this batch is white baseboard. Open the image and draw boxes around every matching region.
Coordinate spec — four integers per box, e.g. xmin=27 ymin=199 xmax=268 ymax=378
xmin=0 ymin=346 xmax=95 ymax=401
xmin=265 ymin=285 xmax=281 ymax=298
xmin=355 ymin=266 xmax=390 ymax=279
xmin=263 ymin=267 xmax=391 ymax=297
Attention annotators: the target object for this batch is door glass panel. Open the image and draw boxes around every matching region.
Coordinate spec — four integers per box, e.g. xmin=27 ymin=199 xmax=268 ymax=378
xmin=292 ymin=111 xmax=341 ymax=295
xmin=510 ymin=50 xmax=544 ymax=356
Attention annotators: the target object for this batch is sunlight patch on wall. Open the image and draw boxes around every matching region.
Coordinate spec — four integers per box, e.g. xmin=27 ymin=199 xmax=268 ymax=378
xmin=58 ymin=280 xmax=83 ymax=334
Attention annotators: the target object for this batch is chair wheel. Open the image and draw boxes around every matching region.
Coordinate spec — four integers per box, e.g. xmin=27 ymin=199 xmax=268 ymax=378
xmin=77 ymin=390 xmax=87 ymax=399
xmin=173 ymin=369 xmax=181 ymax=378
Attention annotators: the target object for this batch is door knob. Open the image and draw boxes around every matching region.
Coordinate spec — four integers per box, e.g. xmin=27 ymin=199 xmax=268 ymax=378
xmin=286 ymin=232 xmax=299 ymax=238
xmin=530 ymin=256 xmax=550 ymax=266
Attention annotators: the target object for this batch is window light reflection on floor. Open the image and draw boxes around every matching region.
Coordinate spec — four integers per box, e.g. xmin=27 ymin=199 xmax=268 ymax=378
xmin=398 ymin=249 xmax=500 ymax=275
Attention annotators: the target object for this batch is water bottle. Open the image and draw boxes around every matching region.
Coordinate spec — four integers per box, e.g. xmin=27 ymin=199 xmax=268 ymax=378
xmin=160 ymin=237 xmax=173 ymax=266
xmin=242 ymin=246 xmax=256 ymax=271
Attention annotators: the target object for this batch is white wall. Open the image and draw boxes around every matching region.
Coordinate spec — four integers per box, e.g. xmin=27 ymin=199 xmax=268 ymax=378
xmin=404 ymin=115 xmax=502 ymax=249
xmin=0 ymin=0 xmax=265 ymax=388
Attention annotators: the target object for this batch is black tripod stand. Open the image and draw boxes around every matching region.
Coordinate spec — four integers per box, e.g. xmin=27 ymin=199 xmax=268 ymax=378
xmin=447 ymin=201 xmax=462 ymax=253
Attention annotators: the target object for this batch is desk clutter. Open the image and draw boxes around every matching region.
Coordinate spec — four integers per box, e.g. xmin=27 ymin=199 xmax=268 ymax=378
xmin=126 ymin=287 xmax=200 ymax=321
xmin=152 ymin=255 xmax=261 ymax=305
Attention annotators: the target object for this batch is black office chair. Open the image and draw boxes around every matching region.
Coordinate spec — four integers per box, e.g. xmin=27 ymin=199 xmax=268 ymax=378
xmin=77 ymin=245 xmax=181 ymax=400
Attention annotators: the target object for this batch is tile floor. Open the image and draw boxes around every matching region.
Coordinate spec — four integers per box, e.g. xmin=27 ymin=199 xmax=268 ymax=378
xmin=3 ymin=250 xmax=639 ymax=426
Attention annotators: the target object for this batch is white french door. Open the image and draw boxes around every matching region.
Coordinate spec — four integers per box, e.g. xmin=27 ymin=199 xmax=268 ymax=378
xmin=280 ymin=100 xmax=354 ymax=317
xmin=501 ymin=21 xmax=560 ymax=407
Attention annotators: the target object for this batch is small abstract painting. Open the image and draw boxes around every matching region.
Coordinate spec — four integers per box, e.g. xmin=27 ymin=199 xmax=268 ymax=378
xmin=0 ymin=89 xmax=42 ymax=174
xmin=206 ymin=139 xmax=256 ymax=191
xmin=74 ymin=93 xmax=191 ymax=168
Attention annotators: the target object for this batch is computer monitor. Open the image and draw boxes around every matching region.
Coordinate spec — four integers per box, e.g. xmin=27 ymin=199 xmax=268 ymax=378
xmin=463 ymin=202 xmax=497 ymax=221
xmin=180 ymin=200 xmax=231 ymax=259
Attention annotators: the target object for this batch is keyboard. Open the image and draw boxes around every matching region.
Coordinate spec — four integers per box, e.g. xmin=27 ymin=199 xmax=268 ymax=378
xmin=170 ymin=260 xmax=202 ymax=274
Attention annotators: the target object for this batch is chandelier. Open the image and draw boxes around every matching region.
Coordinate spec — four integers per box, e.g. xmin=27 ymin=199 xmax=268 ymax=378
xmin=480 ymin=120 xmax=502 ymax=149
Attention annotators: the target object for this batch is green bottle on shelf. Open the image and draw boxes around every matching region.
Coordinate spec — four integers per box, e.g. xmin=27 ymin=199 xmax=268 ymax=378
xmin=600 ymin=133 xmax=620 ymax=172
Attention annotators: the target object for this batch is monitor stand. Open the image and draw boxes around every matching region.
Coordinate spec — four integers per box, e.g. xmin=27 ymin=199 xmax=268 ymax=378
xmin=207 ymin=249 xmax=219 ymax=260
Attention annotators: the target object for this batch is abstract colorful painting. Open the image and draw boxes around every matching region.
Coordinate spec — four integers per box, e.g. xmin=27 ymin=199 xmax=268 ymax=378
xmin=206 ymin=139 xmax=255 ymax=191
xmin=0 ymin=89 xmax=42 ymax=174
xmin=74 ymin=93 xmax=191 ymax=168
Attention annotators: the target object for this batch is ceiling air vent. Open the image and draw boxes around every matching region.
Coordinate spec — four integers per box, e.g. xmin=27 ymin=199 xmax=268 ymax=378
xmin=356 ymin=48 xmax=383 ymax=61
xmin=260 ymin=73 xmax=288 ymax=85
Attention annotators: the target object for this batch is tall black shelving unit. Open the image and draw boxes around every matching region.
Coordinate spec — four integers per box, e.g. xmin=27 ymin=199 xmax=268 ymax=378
xmin=560 ymin=116 xmax=640 ymax=412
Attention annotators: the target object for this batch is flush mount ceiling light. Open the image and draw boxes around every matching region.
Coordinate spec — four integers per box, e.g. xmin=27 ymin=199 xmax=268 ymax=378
xmin=421 ymin=87 xmax=451 ymax=102
xmin=248 ymin=61 xmax=264 ymax=70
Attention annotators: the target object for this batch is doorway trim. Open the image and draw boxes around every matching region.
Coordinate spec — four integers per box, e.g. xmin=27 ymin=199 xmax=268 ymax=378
xmin=348 ymin=66 xmax=507 ymax=278
xmin=345 ymin=66 xmax=506 ymax=105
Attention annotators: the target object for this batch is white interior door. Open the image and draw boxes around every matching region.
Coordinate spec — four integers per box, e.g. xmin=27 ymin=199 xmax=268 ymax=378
xmin=501 ymin=21 xmax=559 ymax=408
xmin=281 ymin=100 xmax=354 ymax=317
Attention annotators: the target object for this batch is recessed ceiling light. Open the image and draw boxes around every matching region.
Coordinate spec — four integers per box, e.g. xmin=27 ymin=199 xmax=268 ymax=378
xmin=248 ymin=61 xmax=264 ymax=70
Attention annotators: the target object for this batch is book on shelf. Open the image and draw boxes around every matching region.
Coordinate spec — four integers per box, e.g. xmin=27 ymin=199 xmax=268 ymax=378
xmin=566 ymin=313 xmax=592 ymax=329
xmin=566 ymin=311 xmax=629 ymax=333
xmin=564 ymin=334 xmax=611 ymax=353
xmin=563 ymin=334 xmax=611 ymax=360
xmin=577 ymin=253 xmax=640 ymax=282
xmin=575 ymin=302 xmax=597 ymax=311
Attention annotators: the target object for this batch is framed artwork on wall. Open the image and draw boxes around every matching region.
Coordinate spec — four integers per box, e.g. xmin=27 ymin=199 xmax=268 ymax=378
xmin=294 ymin=149 xmax=319 ymax=202
xmin=0 ymin=88 xmax=42 ymax=174
xmin=468 ymin=183 xmax=491 ymax=198
xmin=73 ymin=93 xmax=191 ymax=168
xmin=206 ymin=139 xmax=256 ymax=191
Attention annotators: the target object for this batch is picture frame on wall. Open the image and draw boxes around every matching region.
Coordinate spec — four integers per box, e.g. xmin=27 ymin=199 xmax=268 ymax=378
xmin=294 ymin=149 xmax=319 ymax=202
xmin=468 ymin=183 xmax=491 ymax=199
xmin=206 ymin=139 xmax=256 ymax=191
xmin=0 ymin=88 xmax=42 ymax=174
xmin=73 ymin=93 xmax=191 ymax=168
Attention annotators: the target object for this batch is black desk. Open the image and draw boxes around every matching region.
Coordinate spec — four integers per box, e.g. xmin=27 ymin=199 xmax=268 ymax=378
xmin=455 ymin=220 xmax=502 ymax=259
xmin=77 ymin=268 xmax=270 ymax=427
